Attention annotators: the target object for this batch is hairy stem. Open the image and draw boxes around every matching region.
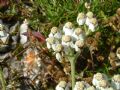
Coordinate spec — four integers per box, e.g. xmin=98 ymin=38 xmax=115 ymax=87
xmin=69 ymin=52 xmax=80 ymax=90
xmin=70 ymin=58 xmax=75 ymax=90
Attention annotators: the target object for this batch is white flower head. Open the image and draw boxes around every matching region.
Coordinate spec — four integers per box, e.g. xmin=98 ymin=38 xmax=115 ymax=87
xmin=116 ymin=47 xmax=120 ymax=59
xmin=92 ymin=73 xmax=104 ymax=87
xmin=62 ymin=35 xmax=71 ymax=43
xmin=75 ymin=28 xmax=83 ymax=36
xmin=56 ymin=81 xmax=67 ymax=90
xmin=46 ymin=37 xmax=55 ymax=44
xmin=72 ymin=28 xmax=85 ymax=41
xmin=99 ymin=79 xmax=108 ymax=88
xmin=86 ymin=11 xmax=94 ymax=26
xmin=111 ymin=74 xmax=120 ymax=90
xmin=86 ymin=12 xmax=94 ymax=19
xmin=75 ymin=40 xmax=84 ymax=48
xmin=89 ymin=18 xmax=98 ymax=32
xmin=49 ymin=27 xmax=62 ymax=39
xmin=94 ymin=73 xmax=104 ymax=80
xmin=90 ymin=18 xmax=97 ymax=25
xmin=77 ymin=12 xmax=86 ymax=25
xmin=86 ymin=86 xmax=95 ymax=90
xmin=63 ymin=22 xmax=74 ymax=35
xmin=55 ymin=44 xmax=63 ymax=52
xmin=74 ymin=81 xmax=85 ymax=90
xmin=62 ymin=35 xmax=75 ymax=49
xmin=59 ymin=81 xmax=67 ymax=88
xmin=74 ymin=81 xmax=90 ymax=90
xmin=50 ymin=27 xmax=58 ymax=34
xmin=64 ymin=22 xmax=73 ymax=29
xmin=74 ymin=40 xmax=84 ymax=52
xmin=112 ymin=74 xmax=120 ymax=83
xmin=46 ymin=37 xmax=55 ymax=49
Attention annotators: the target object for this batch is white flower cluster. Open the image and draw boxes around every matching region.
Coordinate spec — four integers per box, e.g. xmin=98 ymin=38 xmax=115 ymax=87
xmin=46 ymin=10 xmax=98 ymax=62
xmin=46 ymin=22 xmax=85 ymax=62
xmin=73 ymin=73 xmax=120 ymax=90
xmin=56 ymin=81 xmax=70 ymax=90
xmin=77 ymin=11 xmax=98 ymax=32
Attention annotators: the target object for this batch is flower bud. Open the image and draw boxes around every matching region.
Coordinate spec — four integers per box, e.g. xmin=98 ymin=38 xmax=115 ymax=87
xmin=85 ymin=2 xmax=91 ymax=9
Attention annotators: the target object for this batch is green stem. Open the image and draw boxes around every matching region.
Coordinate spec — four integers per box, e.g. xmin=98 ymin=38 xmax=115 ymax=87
xmin=0 ymin=67 xmax=6 ymax=90
xmin=69 ymin=53 xmax=80 ymax=90
xmin=70 ymin=57 xmax=75 ymax=90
